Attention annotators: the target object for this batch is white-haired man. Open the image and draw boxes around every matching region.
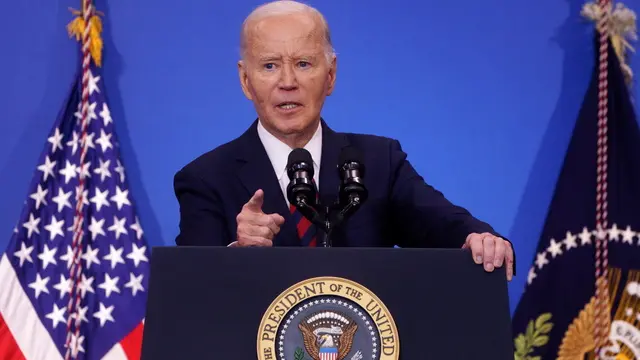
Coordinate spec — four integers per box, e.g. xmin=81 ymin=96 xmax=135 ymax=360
xmin=173 ymin=0 xmax=515 ymax=280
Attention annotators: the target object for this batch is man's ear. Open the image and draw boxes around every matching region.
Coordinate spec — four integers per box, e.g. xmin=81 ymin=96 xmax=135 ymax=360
xmin=326 ymin=54 xmax=337 ymax=96
xmin=238 ymin=60 xmax=253 ymax=100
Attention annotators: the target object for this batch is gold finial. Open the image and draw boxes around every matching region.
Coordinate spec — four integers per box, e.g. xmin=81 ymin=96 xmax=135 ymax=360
xmin=582 ymin=1 xmax=637 ymax=83
xmin=66 ymin=5 xmax=105 ymax=67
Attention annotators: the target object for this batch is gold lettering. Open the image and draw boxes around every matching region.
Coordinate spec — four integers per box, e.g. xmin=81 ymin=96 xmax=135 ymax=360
xmin=262 ymin=323 xmax=277 ymax=342
xmin=344 ymin=286 xmax=363 ymax=300
xmin=268 ymin=313 xmax=280 ymax=323
xmin=366 ymin=301 xmax=387 ymax=324
xmin=284 ymin=293 xmax=298 ymax=307
xmin=382 ymin=335 xmax=396 ymax=355
xmin=379 ymin=322 xmax=393 ymax=336
xmin=303 ymin=284 xmax=320 ymax=298
xmin=294 ymin=288 xmax=306 ymax=301
xmin=264 ymin=347 xmax=273 ymax=359
xmin=274 ymin=304 xmax=286 ymax=317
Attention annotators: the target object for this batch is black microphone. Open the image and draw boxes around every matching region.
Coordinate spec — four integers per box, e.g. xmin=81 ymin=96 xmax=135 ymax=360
xmin=286 ymin=148 xmax=322 ymax=225
xmin=336 ymin=146 xmax=368 ymax=223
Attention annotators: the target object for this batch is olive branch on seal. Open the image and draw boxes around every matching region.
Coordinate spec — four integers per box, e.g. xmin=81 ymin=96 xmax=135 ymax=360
xmin=294 ymin=347 xmax=307 ymax=360
xmin=514 ymin=313 xmax=554 ymax=360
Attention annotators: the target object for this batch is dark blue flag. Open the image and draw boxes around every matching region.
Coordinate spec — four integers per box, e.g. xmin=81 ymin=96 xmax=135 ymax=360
xmin=0 ymin=8 xmax=149 ymax=360
xmin=511 ymin=30 xmax=640 ymax=360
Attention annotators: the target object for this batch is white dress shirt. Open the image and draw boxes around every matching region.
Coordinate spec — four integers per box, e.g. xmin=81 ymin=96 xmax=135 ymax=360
xmin=257 ymin=119 xmax=323 ymax=206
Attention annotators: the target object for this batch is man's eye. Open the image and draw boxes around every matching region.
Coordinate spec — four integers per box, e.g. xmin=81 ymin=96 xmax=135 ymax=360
xmin=264 ymin=63 xmax=275 ymax=70
xmin=298 ymin=61 xmax=310 ymax=68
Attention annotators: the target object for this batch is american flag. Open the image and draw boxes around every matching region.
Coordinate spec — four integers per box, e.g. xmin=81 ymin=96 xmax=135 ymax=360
xmin=0 ymin=15 xmax=149 ymax=359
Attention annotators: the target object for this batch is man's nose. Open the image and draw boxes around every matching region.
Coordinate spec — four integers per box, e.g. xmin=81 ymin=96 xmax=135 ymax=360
xmin=278 ymin=64 xmax=298 ymax=90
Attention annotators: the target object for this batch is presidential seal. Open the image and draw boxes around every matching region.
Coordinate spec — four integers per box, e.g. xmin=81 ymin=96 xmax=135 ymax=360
xmin=257 ymin=276 xmax=399 ymax=360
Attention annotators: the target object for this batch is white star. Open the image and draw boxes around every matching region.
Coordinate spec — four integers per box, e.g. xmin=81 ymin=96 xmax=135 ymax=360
xmin=68 ymin=333 xmax=85 ymax=357
xmin=579 ymin=227 xmax=592 ymax=245
xmin=103 ymin=245 xmax=125 ymax=269
xmin=535 ymin=252 xmax=548 ymax=269
xmin=595 ymin=227 xmax=608 ymax=241
xmin=114 ymin=159 xmax=125 ymax=182
xmin=130 ymin=217 xmax=144 ymax=240
xmin=93 ymin=303 xmax=115 ymax=327
xmin=110 ymin=186 xmax=131 ymax=210
xmin=78 ymin=274 xmax=95 ymax=298
xmin=547 ymin=239 xmax=563 ymax=258
xmin=81 ymin=244 xmax=101 ymax=268
xmin=47 ymin=127 xmax=64 ymax=154
xmin=44 ymin=215 xmax=65 ymax=241
xmin=127 ymin=243 xmax=149 ymax=267
xmin=59 ymin=245 xmax=75 ymax=269
xmin=621 ymin=226 xmax=635 ymax=244
xmin=88 ymin=70 xmax=101 ymax=95
xmin=13 ymin=242 xmax=34 ymax=266
xmin=88 ymin=216 xmax=106 ymax=240
xmin=75 ymin=186 xmax=90 ymax=208
xmin=53 ymin=274 xmax=72 ymax=300
xmin=90 ymin=187 xmax=110 ymax=211
xmin=29 ymin=184 xmax=48 ymax=210
xmin=125 ymin=272 xmax=145 ymax=296
xmin=37 ymin=156 xmax=56 ymax=182
xmin=37 ymin=244 xmax=58 ymax=269
xmin=99 ymin=102 xmax=112 ymax=126
xmin=94 ymin=158 xmax=112 ymax=182
xmin=80 ymin=132 xmax=96 ymax=151
xmin=51 ymin=188 xmax=72 ymax=212
xmin=609 ymin=224 xmax=621 ymax=242
xmin=563 ymin=231 xmax=578 ymax=249
xmin=108 ymin=216 xmax=128 ymax=240
xmin=77 ymin=102 xmax=98 ymax=126
xmin=75 ymin=161 xmax=91 ymax=180
xmin=66 ymin=131 xmax=80 ymax=155
xmin=58 ymin=161 xmax=78 ymax=184
xmin=28 ymin=273 xmax=50 ymax=299
xmin=95 ymin=129 xmax=113 ymax=153
xmin=45 ymin=304 xmax=66 ymax=329
xmin=22 ymin=213 xmax=41 ymax=239
xmin=98 ymin=274 xmax=120 ymax=298
xmin=70 ymin=305 xmax=89 ymax=324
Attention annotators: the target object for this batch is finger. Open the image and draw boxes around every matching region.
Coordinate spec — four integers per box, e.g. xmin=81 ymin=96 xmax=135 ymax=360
xmin=243 ymin=189 xmax=264 ymax=212
xmin=461 ymin=233 xmax=472 ymax=249
xmin=237 ymin=234 xmax=273 ymax=247
xmin=468 ymin=234 xmax=484 ymax=264
xmin=269 ymin=213 xmax=285 ymax=226
xmin=506 ymin=243 xmax=514 ymax=281
xmin=255 ymin=214 xmax=283 ymax=235
xmin=483 ymin=234 xmax=495 ymax=272
xmin=493 ymin=238 xmax=506 ymax=268
xmin=245 ymin=224 xmax=276 ymax=239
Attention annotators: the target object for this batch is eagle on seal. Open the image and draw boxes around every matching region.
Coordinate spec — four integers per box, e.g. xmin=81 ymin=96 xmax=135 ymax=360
xmin=299 ymin=321 xmax=358 ymax=360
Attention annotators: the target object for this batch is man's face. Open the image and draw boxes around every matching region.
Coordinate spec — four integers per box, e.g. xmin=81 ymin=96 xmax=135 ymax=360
xmin=238 ymin=12 xmax=337 ymax=138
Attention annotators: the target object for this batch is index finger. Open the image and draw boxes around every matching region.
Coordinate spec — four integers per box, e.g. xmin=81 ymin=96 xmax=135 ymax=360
xmin=506 ymin=243 xmax=514 ymax=281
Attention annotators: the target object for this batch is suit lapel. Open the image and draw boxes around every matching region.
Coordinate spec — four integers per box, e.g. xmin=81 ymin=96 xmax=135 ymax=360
xmin=236 ymin=120 xmax=298 ymax=246
xmin=318 ymin=120 xmax=350 ymax=211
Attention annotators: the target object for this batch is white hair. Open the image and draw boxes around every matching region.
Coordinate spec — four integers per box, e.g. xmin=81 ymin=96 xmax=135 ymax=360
xmin=240 ymin=0 xmax=336 ymax=63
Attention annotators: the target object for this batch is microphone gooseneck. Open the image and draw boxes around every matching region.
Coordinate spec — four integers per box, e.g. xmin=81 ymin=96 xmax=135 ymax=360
xmin=285 ymin=146 xmax=368 ymax=248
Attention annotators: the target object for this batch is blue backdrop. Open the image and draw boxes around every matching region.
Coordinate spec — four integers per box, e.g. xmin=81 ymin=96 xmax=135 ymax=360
xmin=2 ymin=0 xmax=639 ymax=314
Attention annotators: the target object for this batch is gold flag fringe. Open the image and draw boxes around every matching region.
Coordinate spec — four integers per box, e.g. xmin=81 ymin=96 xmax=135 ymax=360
xmin=582 ymin=1 xmax=637 ymax=84
xmin=66 ymin=7 xmax=104 ymax=67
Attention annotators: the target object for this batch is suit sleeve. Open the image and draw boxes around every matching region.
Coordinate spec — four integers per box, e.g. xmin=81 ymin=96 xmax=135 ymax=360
xmin=173 ymin=167 xmax=231 ymax=246
xmin=387 ymin=139 xmax=516 ymax=271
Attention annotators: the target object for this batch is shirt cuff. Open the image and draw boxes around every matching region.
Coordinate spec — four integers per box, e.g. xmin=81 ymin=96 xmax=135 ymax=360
xmin=227 ymin=241 xmax=239 ymax=247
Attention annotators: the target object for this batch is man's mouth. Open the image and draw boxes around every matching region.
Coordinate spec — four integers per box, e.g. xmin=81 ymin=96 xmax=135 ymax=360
xmin=277 ymin=102 xmax=302 ymax=110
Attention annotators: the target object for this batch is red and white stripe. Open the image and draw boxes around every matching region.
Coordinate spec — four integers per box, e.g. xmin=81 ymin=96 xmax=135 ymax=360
xmin=0 ymin=254 xmax=144 ymax=360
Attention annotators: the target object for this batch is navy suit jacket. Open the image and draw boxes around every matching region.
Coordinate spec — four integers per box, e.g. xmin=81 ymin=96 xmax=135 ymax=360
xmin=173 ymin=120 xmax=512 ymax=256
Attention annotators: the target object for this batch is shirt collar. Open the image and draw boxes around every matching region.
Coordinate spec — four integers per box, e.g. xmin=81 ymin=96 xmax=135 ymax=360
xmin=257 ymin=120 xmax=322 ymax=180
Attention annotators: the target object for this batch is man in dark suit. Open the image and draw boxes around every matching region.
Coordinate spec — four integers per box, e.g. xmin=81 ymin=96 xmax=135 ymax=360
xmin=173 ymin=0 xmax=515 ymax=280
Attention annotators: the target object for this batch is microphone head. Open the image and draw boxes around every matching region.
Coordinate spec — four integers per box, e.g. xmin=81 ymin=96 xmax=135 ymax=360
xmin=338 ymin=146 xmax=365 ymax=179
xmin=286 ymin=148 xmax=314 ymax=180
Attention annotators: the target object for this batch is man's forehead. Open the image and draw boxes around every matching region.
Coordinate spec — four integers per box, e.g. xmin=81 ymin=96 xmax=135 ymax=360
xmin=245 ymin=14 xmax=325 ymax=51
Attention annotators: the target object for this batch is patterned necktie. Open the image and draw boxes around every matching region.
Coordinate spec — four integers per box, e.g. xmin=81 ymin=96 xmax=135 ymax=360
xmin=289 ymin=179 xmax=319 ymax=247
xmin=289 ymin=204 xmax=317 ymax=247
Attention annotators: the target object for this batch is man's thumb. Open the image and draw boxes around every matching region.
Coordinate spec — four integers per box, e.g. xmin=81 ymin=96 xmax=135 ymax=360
xmin=245 ymin=189 xmax=264 ymax=211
